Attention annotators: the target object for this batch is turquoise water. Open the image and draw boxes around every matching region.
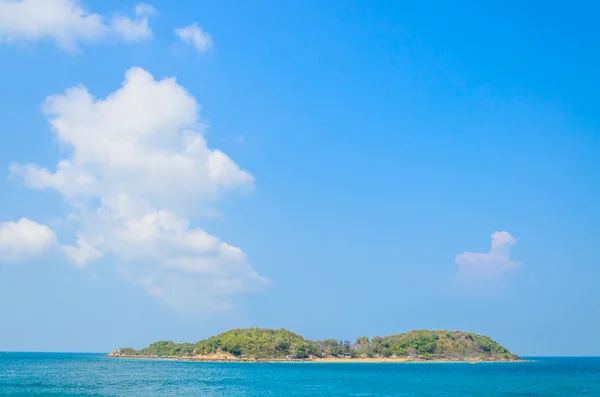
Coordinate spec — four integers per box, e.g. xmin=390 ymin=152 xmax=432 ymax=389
xmin=1 ymin=353 xmax=599 ymax=396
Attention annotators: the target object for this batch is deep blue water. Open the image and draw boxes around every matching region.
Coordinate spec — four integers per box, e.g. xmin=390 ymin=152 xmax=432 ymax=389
xmin=0 ymin=353 xmax=599 ymax=396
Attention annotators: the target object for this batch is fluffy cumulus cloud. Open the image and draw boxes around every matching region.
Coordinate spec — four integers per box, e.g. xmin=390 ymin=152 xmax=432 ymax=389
xmin=0 ymin=218 xmax=57 ymax=262
xmin=9 ymin=67 xmax=269 ymax=311
xmin=454 ymin=231 xmax=519 ymax=279
xmin=0 ymin=0 xmax=155 ymax=52
xmin=175 ymin=23 xmax=212 ymax=53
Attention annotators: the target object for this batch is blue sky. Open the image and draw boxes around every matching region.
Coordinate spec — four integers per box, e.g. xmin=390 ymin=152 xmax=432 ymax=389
xmin=0 ymin=0 xmax=598 ymax=356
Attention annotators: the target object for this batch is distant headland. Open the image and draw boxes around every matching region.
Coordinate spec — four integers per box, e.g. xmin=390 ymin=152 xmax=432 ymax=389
xmin=108 ymin=328 xmax=521 ymax=363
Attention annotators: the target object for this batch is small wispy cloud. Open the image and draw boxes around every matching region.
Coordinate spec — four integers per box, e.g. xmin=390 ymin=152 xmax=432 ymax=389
xmin=134 ymin=3 xmax=156 ymax=16
xmin=111 ymin=2 xmax=156 ymax=43
xmin=454 ymin=231 xmax=519 ymax=279
xmin=175 ymin=22 xmax=212 ymax=53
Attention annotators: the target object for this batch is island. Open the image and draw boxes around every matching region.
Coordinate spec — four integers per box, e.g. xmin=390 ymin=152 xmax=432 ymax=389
xmin=108 ymin=328 xmax=521 ymax=363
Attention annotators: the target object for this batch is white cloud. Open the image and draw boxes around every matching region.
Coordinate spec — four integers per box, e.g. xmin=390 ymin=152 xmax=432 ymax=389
xmin=454 ymin=231 xmax=519 ymax=279
xmin=11 ymin=67 xmax=253 ymax=210
xmin=175 ymin=23 xmax=212 ymax=53
xmin=111 ymin=2 xmax=155 ymax=43
xmin=10 ymin=67 xmax=267 ymax=312
xmin=0 ymin=0 xmax=155 ymax=52
xmin=134 ymin=3 xmax=156 ymax=16
xmin=61 ymin=234 xmax=102 ymax=268
xmin=0 ymin=218 xmax=57 ymax=262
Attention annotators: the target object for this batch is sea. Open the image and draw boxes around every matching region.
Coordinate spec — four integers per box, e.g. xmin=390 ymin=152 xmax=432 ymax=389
xmin=0 ymin=353 xmax=599 ymax=396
